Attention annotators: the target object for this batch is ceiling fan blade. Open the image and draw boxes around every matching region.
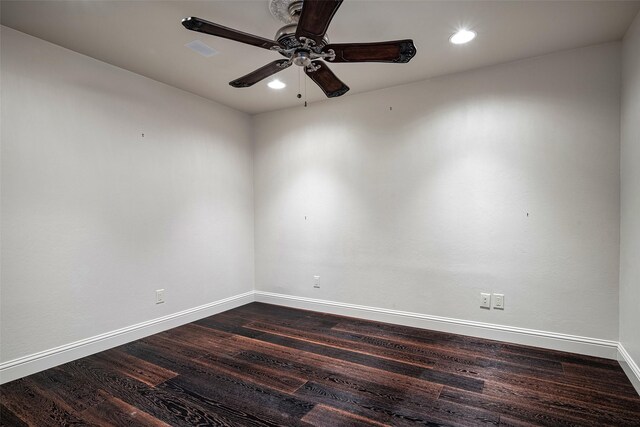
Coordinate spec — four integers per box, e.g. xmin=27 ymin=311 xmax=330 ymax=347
xmin=182 ymin=17 xmax=281 ymax=51
xmin=325 ymin=40 xmax=417 ymax=63
xmin=230 ymin=60 xmax=291 ymax=88
xmin=296 ymin=0 xmax=343 ymax=47
xmin=305 ymin=61 xmax=349 ymax=98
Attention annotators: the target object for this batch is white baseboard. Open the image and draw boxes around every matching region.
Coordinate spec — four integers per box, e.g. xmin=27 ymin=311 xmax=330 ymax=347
xmin=618 ymin=343 xmax=640 ymax=395
xmin=254 ymin=291 xmax=619 ymax=360
xmin=0 ymin=291 xmax=255 ymax=385
xmin=3 ymin=290 xmax=631 ymax=388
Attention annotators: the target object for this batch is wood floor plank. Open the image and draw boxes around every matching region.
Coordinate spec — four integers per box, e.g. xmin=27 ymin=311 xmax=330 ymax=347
xmin=249 ymin=319 xmax=481 ymax=369
xmin=124 ymin=336 xmax=308 ymax=394
xmin=163 ymin=373 xmax=315 ymax=426
xmin=87 ymin=340 xmax=304 ymax=426
xmin=219 ymin=310 xmax=340 ymax=331
xmin=332 ymin=319 xmax=503 ymax=356
xmin=297 ymin=365 xmax=497 ymax=426
xmin=553 ymin=364 xmax=637 ymax=397
xmin=26 ymin=365 xmax=108 ymax=413
xmin=245 ymin=320 xmax=442 ymax=369
xmin=231 ymin=303 xmax=322 ymax=322
xmin=562 ymin=361 xmax=638 ymax=386
xmin=439 ymin=386 xmax=589 ymax=427
xmin=488 ymin=351 xmax=565 ymax=372
xmin=225 ymin=332 xmax=442 ymax=397
xmin=126 ymin=334 xmax=312 ymax=404
xmin=0 ymin=403 xmax=28 ymax=427
xmin=199 ymin=351 xmax=308 ymax=393
xmin=488 ymin=371 xmax=640 ymax=414
xmin=432 ymin=357 xmax=640 ymax=413
xmin=89 ymin=348 xmax=178 ymax=387
xmin=142 ymin=329 xmax=238 ymax=360
xmin=234 ymin=350 xmax=444 ymax=412
xmin=63 ymin=356 xmax=258 ymax=427
xmin=297 ymin=380 xmax=500 ymax=427
xmin=475 ymin=357 xmax=566 ymax=378
xmin=301 ymin=404 xmax=392 ymax=427
xmin=121 ymin=339 xmax=206 ymax=374
xmin=295 ymin=380 xmax=445 ymax=427
xmin=1 ymin=302 xmax=638 ymax=426
xmin=0 ymin=378 xmax=92 ymax=426
xmin=235 ymin=349 xmax=443 ymax=400
xmin=160 ymin=322 xmax=234 ymax=347
xmin=81 ymin=393 xmax=172 ymax=427
xmin=500 ymin=343 xmax=621 ymax=370
xmin=193 ymin=316 xmax=266 ymax=338
xmin=498 ymin=415 xmax=556 ymax=427
xmin=158 ymin=379 xmax=315 ymax=427
xmin=201 ymin=324 xmax=486 ymax=392
xmin=482 ymin=382 xmax=640 ymax=425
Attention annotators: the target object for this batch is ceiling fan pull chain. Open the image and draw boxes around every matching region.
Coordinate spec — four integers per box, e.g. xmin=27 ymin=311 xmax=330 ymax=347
xmin=304 ymin=73 xmax=308 ymax=108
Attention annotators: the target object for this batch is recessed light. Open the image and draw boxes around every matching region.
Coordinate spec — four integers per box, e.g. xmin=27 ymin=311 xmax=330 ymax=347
xmin=450 ymin=29 xmax=476 ymax=45
xmin=267 ymin=79 xmax=286 ymax=89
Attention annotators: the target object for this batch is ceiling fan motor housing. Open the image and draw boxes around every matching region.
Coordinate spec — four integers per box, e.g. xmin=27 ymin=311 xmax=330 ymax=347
xmin=275 ymin=23 xmax=299 ymax=49
xmin=275 ymin=24 xmax=330 ymax=50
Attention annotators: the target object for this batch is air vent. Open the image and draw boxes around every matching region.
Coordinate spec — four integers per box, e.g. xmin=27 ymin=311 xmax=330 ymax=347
xmin=185 ymin=40 xmax=219 ymax=57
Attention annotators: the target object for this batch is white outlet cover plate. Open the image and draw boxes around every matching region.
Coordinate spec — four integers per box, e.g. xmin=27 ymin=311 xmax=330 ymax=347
xmin=493 ymin=293 xmax=505 ymax=309
xmin=156 ymin=289 xmax=165 ymax=304
xmin=480 ymin=293 xmax=491 ymax=309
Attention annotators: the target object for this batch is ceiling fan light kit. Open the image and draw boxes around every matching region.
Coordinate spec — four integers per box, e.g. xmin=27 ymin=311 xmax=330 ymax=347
xmin=182 ymin=0 xmax=416 ymax=98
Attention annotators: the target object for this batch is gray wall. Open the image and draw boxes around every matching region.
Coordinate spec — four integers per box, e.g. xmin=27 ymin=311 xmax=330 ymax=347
xmin=0 ymin=27 xmax=255 ymax=363
xmin=620 ymin=13 xmax=640 ymax=373
xmin=253 ymin=43 xmax=621 ymax=340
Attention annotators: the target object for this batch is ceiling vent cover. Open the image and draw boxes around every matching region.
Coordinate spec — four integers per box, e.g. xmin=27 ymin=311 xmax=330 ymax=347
xmin=185 ymin=40 xmax=219 ymax=57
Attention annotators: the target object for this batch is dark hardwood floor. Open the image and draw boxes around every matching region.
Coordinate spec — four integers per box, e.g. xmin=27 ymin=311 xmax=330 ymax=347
xmin=1 ymin=303 xmax=639 ymax=426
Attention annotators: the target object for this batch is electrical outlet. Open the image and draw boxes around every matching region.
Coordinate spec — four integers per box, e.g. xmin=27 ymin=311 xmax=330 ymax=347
xmin=313 ymin=275 xmax=320 ymax=288
xmin=493 ymin=293 xmax=504 ymax=310
xmin=480 ymin=293 xmax=491 ymax=309
xmin=156 ymin=289 xmax=165 ymax=304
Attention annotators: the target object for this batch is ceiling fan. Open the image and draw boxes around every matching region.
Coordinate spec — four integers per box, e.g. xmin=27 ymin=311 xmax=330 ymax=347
xmin=182 ymin=0 xmax=417 ymax=98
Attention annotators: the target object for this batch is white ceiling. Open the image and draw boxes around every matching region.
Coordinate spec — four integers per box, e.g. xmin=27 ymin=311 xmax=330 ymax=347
xmin=2 ymin=1 xmax=639 ymax=114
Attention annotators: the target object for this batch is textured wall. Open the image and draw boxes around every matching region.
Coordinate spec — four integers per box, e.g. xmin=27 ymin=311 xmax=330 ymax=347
xmin=1 ymin=27 xmax=255 ymax=362
xmin=253 ymin=43 xmax=621 ymax=340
